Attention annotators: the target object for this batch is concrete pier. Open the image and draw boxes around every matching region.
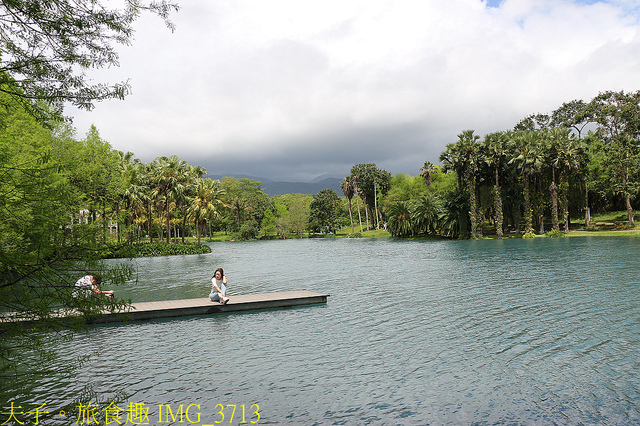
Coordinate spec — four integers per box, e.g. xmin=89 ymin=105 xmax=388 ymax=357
xmin=89 ymin=290 xmax=329 ymax=324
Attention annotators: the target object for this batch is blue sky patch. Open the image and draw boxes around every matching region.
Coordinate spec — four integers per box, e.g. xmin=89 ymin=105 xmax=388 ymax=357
xmin=486 ymin=0 xmax=604 ymax=8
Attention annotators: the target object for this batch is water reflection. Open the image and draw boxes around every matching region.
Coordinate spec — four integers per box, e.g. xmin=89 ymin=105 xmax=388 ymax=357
xmin=25 ymin=237 xmax=640 ymax=424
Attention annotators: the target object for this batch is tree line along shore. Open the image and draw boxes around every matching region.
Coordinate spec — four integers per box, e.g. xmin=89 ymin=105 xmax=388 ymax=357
xmin=4 ymin=90 xmax=640 ymax=259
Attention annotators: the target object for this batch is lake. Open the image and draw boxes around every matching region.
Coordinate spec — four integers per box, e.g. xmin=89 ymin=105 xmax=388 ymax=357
xmin=20 ymin=237 xmax=640 ymax=424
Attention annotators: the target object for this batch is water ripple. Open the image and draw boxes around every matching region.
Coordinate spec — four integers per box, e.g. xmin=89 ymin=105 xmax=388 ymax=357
xmin=21 ymin=237 xmax=640 ymax=424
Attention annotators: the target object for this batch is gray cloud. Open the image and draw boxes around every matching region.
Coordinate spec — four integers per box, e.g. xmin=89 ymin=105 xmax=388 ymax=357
xmin=70 ymin=0 xmax=640 ymax=181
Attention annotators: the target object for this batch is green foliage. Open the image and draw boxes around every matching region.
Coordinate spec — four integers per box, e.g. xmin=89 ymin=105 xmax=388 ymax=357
xmin=0 ymin=97 xmax=64 ymax=261
xmin=188 ymin=177 xmax=225 ymax=244
xmin=0 ymin=94 xmax=134 ymax=406
xmin=387 ymin=201 xmax=414 ymax=237
xmin=309 ymin=188 xmax=340 ymax=234
xmin=273 ymin=202 xmax=290 ymax=238
xmin=237 ymin=219 xmax=260 ymax=240
xmin=429 ymin=166 xmax=457 ymax=195
xmin=108 ymin=242 xmax=211 ymax=258
xmin=222 ymin=177 xmax=271 ymax=235
xmin=440 ymin=189 xmax=469 ymax=239
xmin=545 ymin=229 xmax=566 ymax=238
xmin=350 ymin=163 xmax=391 ymax=228
xmin=261 ymin=208 xmax=277 ymax=237
xmin=0 ymin=0 xmax=184 ymax=411
xmin=522 ymin=228 xmax=537 ymax=239
xmin=271 ymin=194 xmax=312 ymax=238
xmin=412 ymin=193 xmax=443 ymax=236
xmin=383 ymin=174 xmax=428 ymax=208
xmin=386 ymin=193 xmax=445 ymax=238
xmin=287 ymin=197 xmax=311 ymax=237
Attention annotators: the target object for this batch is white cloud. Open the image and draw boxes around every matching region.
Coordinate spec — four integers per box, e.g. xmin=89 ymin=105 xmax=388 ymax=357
xmin=70 ymin=0 xmax=640 ymax=181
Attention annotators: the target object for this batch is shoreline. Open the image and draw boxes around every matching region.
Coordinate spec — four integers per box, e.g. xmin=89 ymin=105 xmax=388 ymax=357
xmin=127 ymin=224 xmax=640 ymax=245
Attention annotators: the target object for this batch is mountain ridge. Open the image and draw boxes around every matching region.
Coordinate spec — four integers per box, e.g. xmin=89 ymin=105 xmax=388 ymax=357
xmin=208 ymin=174 xmax=343 ymax=196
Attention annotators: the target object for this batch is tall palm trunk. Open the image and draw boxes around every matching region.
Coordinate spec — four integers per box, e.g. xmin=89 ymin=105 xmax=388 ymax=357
xmin=355 ymin=192 xmax=363 ymax=232
xmin=476 ymin=184 xmax=483 ymax=238
xmin=523 ymin=172 xmax=532 ymax=232
xmin=374 ymin=181 xmax=379 ymax=230
xmin=494 ymin=166 xmax=503 ymax=240
xmin=550 ymin=167 xmax=559 ymax=231
xmin=181 ymin=214 xmax=188 ymax=244
xmin=363 ymin=198 xmax=370 ymax=230
xmin=561 ymin=170 xmax=569 ymax=233
xmin=165 ymin=201 xmax=171 ymax=243
xmin=537 ymin=175 xmax=545 ymax=234
xmin=468 ymin=176 xmax=477 ymax=239
xmin=147 ymin=203 xmax=153 ymax=243
xmin=347 ymin=198 xmax=354 ymax=234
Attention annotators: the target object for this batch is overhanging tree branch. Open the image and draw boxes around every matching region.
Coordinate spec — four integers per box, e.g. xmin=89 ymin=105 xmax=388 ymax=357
xmin=0 ymin=0 xmax=179 ymax=123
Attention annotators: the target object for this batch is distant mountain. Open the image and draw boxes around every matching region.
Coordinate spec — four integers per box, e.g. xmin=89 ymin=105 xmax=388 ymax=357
xmin=208 ymin=174 xmax=274 ymax=183
xmin=309 ymin=174 xmax=342 ymax=184
xmin=207 ymin=174 xmax=343 ymax=196
xmin=263 ymin=178 xmax=343 ymax=196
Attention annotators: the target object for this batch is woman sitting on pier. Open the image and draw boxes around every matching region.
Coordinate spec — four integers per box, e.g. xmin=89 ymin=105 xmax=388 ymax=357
xmin=210 ymin=268 xmax=230 ymax=304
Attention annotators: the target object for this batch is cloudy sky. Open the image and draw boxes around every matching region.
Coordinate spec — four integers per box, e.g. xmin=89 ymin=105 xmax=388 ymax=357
xmin=69 ymin=0 xmax=640 ymax=182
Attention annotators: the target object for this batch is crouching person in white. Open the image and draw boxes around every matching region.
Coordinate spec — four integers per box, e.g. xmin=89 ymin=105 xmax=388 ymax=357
xmin=209 ymin=267 xmax=229 ymax=304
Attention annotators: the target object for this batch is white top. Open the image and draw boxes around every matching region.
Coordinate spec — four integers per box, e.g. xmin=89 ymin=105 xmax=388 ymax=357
xmin=211 ymin=277 xmax=227 ymax=295
xmin=73 ymin=275 xmax=95 ymax=297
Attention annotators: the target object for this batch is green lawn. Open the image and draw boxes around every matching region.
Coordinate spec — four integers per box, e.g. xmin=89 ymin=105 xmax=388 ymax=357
xmin=588 ymin=210 xmax=639 ymax=224
xmin=138 ymin=211 xmax=640 ymax=244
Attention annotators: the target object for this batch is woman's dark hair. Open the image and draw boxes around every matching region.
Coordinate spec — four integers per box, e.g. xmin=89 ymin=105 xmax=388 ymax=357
xmin=212 ymin=268 xmax=224 ymax=279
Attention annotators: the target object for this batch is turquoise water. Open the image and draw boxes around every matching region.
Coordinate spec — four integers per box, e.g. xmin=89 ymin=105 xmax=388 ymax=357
xmin=24 ymin=237 xmax=640 ymax=424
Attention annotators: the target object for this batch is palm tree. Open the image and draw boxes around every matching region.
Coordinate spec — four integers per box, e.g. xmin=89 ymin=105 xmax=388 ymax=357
xmin=547 ymin=127 xmax=582 ymax=232
xmin=510 ymin=130 xmax=545 ymax=233
xmin=114 ymin=151 xmax=138 ymax=241
xmin=420 ymin=161 xmax=435 ymax=193
xmin=121 ymin=160 xmax=146 ymax=240
xmin=178 ymin=164 xmax=206 ymax=243
xmin=340 ymin=176 xmax=355 ymax=234
xmin=544 ymin=129 xmax=561 ymax=233
xmin=188 ymin=178 xmax=225 ymax=244
xmin=151 ymin=156 xmax=189 ymax=243
xmin=387 ymin=201 xmax=413 ymax=237
xmin=412 ymin=193 xmax=442 ymax=236
xmin=353 ymin=176 xmax=363 ymax=232
xmin=558 ymin=130 xmax=583 ymax=232
xmin=439 ymin=189 xmax=467 ymax=239
xmin=139 ymin=162 xmax=157 ymax=242
xmin=440 ymin=142 xmax=468 ymax=238
xmin=440 ymin=142 xmax=465 ymax=192
xmin=228 ymin=193 xmax=252 ymax=229
xmin=457 ymin=130 xmax=481 ymax=238
xmin=482 ymin=132 xmax=508 ymax=239
xmin=440 ymin=131 xmax=481 ymax=238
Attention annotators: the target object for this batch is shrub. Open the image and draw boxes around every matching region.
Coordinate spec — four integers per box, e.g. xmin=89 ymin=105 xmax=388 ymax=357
xmin=237 ymin=220 xmax=259 ymax=240
xmin=545 ymin=229 xmax=566 ymax=238
xmin=108 ymin=242 xmax=211 ymax=258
